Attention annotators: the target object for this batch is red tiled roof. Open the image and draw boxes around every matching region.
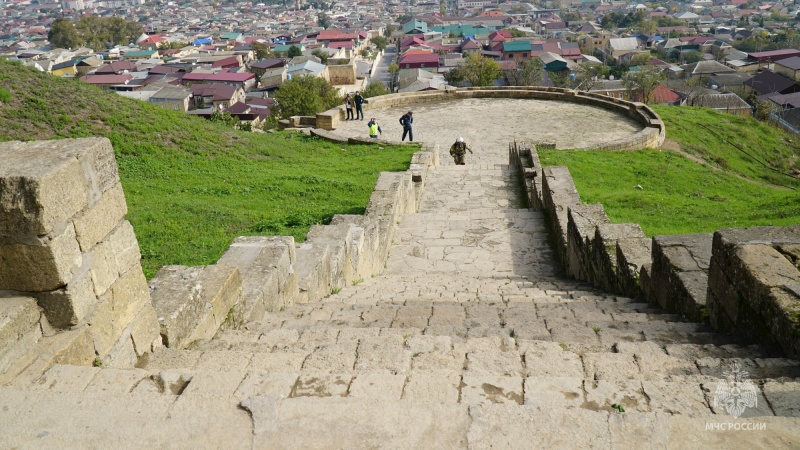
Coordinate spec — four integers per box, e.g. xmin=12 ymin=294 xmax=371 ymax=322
xmin=399 ymin=53 xmax=439 ymax=64
xmin=211 ymin=56 xmax=240 ymax=68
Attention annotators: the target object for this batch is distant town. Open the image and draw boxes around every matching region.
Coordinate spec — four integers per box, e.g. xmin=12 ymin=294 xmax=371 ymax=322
xmin=4 ymin=0 xmax=800 ymax=131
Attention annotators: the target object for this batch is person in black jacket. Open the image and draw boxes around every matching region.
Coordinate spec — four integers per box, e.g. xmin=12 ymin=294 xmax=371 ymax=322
xmin=354 ymin=91 xmax=365 ymax=120
xmin=399 ymin=110 xmax=413 ymax=142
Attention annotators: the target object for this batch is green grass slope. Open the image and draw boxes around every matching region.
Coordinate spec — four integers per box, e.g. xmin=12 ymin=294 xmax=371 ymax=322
xmin=539 ymin=106 xmax=800 ymax=237
xmin=0 ymin=60 xmax=418 ymax=278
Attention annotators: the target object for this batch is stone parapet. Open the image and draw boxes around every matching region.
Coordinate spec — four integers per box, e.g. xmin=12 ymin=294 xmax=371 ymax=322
xmin=217 ymin=236 xmax=297 ymax=328
xmin=566 ymin=204 xmax=609 ymax=282
xmin=149 ymin=264 xmax=242 ymax=349
xmin=616 ymin=237 xmax=652 ymax=300
xmin=0 ymin=138 xmax=160 ymax=372
xmin=541 ymin=166 xmax=581 ymax=268
xmin=590 ymin=223 xmax=646 ymax=293
xmin=647 ymin=234 xmax=712 ymax=321
xmin=706 ymin=226 xmax=800 ymax=358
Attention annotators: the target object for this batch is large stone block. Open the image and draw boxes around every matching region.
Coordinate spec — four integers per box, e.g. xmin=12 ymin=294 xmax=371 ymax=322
xmin=648 ymin=233 xmax=712 ymax=321
xmin=0 ymin=222 xmax=83 ymax=292
xmin=566 ymin=204 xmax=608 ymax=281
xmin=218 ymin=236 xmax=297 ymax=326
xmin=35 ymin=258 xmax=96 ymax=328
xmin=542 ymin=166 xmax=581 ymax=266
xmin=0 ymin=138 xmax=119 ymax=237
xmin=72 ymin=182 xmax=128 ymax=252
xmin=88 ymin=265 xmax=151 ymax=357
xmin=0 ymin=296 xmax=41 ymax=360
xmin=150 ymin=264 xmax=242 ymax=349
xmin=617 ymin=237 xmax=652 ymax=299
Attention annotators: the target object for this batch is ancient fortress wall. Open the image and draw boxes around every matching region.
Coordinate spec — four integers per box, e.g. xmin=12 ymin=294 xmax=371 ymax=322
xmin=0 ymin=137 xmax=439 ymax=376
xmin=317 ymin=87 xmax=666 ymax=150
xmin=509 ymin=142 xmax=800 ymax=358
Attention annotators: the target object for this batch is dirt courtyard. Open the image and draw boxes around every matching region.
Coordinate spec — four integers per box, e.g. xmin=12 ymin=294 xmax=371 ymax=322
xmin=332 ymin=98 xmax=644 ymax=164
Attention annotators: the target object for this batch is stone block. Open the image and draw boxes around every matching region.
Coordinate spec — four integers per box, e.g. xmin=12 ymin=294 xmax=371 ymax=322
xmin=648 ymin=233 xmax=712 ymax=320
xmin=104 ymin=221 xmax=142 ymax=278
xmin=0 ymin=296 xmax=42 ymax=374
xmin=129 ymin=304 xmax=160 ymax=357
xmin=566 ymin=204 xmax=608 ymax=281
xmin=0 ymin=138 xmax=120 ymax=236
xmin=0 ymin=222 xmax=83 ymax=292
xmin=217 ymin=236 xmax=296 ymax=326
xmin=616 ymin=237 xmax=652 ymax=300
xmin=88 ymin=265 xmax=151 ymax=357
xmin=72 ymin=182 xmax=127 ymax=252
xmin=35 ymin=258 xmax=96 ymax=328
xmin=150 ymin=264 xmax=242 ymax=350
xmin=591 ymin=222 xmax=644 ymax=292
xmin=542 ymin=166 xmax=581 ymax=267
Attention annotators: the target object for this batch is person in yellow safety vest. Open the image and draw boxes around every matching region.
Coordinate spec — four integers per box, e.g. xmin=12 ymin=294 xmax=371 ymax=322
xmin=449 ymin=136 xmax=473 ymax=165
xmin=367 ymin=118 xmax=382 ymax=139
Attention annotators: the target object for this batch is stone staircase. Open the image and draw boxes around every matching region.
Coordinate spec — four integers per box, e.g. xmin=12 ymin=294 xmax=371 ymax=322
xmin=2 ymin=163 xmax=800 ymax=448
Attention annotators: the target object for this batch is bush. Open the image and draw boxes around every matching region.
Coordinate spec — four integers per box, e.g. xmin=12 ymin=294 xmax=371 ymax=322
xmin=273 ymin=75 xmax=341 ymax=118
xmin=362 ymin=83 xmax=390 ymax=98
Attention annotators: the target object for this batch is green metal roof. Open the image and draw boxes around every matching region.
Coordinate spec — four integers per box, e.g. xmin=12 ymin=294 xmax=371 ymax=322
xmin=502 ymin=41 xmax=532 ymax=52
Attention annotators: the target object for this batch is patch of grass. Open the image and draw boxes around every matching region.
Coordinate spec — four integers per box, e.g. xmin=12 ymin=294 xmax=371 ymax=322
xmin=331 ymin=287 xmax=342 ymax=295
xmin=0 ymin=60 xmax=418 ymax=278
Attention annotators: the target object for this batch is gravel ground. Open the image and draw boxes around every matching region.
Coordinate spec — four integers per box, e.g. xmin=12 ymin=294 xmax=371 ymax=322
xmin=333 ymin=98 xmax=643 ymax=165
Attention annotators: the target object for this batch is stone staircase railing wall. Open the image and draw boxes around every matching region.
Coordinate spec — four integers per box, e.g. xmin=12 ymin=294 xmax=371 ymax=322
xmin=0 ymin=136 xmax=438 ymax=377
xmin=509 ymin=141 xmax=800 ymax=358
xmin=0 ymin=138 xmax=161 ymax=378
xmin=317 ymin=87 xmax=665 ymax=151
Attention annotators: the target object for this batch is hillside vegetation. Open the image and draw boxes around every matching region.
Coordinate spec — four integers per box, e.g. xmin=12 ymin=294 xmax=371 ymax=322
xmin=0 ymin=60 xmax=418 ymax=278
xmin=538 ymin=105 xmax=800 ymax=237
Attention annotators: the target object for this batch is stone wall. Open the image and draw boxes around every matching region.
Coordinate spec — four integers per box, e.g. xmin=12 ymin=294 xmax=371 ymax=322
xmin=0 ymin=138 xmax=160 ymax=369
xmin=706 ymin=226 xmax=800 ymax=358
xmin=318 ymin=87 xmax=665 ymax=151
xmin=327 ymin=60 xmax=357 ymax=86
xmin=516 ymin=142 xmax=800 ymax=357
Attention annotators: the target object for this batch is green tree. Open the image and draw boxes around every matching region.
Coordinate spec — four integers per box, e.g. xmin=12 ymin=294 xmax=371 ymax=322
xmin=371 ymin=36 xmax=388 ymax=51
xmin=504 ymin=28 xmax=526 ymax=38
xmin=384 ymin=25 xmax=396 ymax=37
xmin=48 ymin=18 xmax=81 ymax=49
xmin=288 ymin=45 xmax=302 ymax=58
xmin=251 ymin=41 xmax=273 ymax=60
xmin=460 ymin=53 xmax=502 ymax=87
xmin=318 ymin=13 xmax=331 ymax=29
xmin=388 ymin=63 xmax=400 ymax=91
xmin=362 ymin=82 xmax=390 ymax=98
xmin=630 ymin=52 xmax=652 ymax=67
xmin=274 ymin=75 xmax=341 ymax=118
xmin=622 ymin=65 xmax=665 ymax=103
xmin=311 ymin=48 xmax=330 ymax=63
xmin=683 ymin=50 xmax=704 ymax=64
xmin=505 ymin=57 xmax=545 ymax=86
xmin=571 ymin=64 xmax=611 ymax=91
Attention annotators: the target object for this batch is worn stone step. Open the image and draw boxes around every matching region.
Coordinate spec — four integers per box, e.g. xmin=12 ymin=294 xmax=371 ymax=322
xmin=0 ymin=296 xmax=43 ymax=376
xmin=0 ymin=327 xmax=95 ymax=387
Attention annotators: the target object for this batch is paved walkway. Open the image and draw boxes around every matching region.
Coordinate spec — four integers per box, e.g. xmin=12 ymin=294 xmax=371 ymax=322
xmin=2 ymin=101 xmax=800 ymax=447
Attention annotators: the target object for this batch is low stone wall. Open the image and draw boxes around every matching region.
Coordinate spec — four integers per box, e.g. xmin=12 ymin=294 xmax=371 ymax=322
xmin=328 ymin=61 xmax=357 ymax=85
xmin=0 ymin=138 xmax=160 ymax=369
xmin=706 ymin=226 xmax=800 ymax=358
xmin=318 ymin=87 xmax=665 ymax=150
xmin=517 ymin=143 xmax=800 ymax=357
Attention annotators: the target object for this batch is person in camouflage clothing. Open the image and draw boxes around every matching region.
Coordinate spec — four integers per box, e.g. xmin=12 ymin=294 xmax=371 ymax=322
xmin=449 ymin=137 xmax=473 ymax=165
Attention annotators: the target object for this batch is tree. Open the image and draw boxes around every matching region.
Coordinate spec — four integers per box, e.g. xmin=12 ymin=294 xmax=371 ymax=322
xmin=683 ymin=50 xmax=704 ymax=64
xmin=371 ymin=36 xmax=388 ymax=51
xmin=572 ymin=63 xmax=610 ymax=91
xmin=629 ymin=52 xmax=652 ymax=67
xmin=460 ymin=53 xmax=502 ymax=87
xmin=362 ymin=82 xmax=390 ymax=98
xmin=311 ymin=48 xmax=330 ymax=63
xmin=48 ymin=18 xmax=81 ymax=49
xmin=273 ymin=75 xmax=341 ymax=118
xmin=288 ymin=45 xmax=302 ymax=58
xmin=504 ymin=28 xmax=526 ymax=38
xmin=384 ymin=25 xmax=396 ymax=38
xmin=622 ymin=65 xmax=665 ymax=103
xmin=388 ymin=63 xmax=400 ymax=91
xmin=505 ymin=57 xmax=545 ymax=86
xmin=318 ymin=12 xmax=331 ymax=29
xmin=638 ymin=19 xmax=657 ymax=36
xmin=251 ymin=41 xmax=273 ymax=60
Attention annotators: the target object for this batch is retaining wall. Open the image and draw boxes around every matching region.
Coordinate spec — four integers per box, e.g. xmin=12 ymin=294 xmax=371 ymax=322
xmin=318 ymin=87 xmax=665 ymax=150
xmin=510 ymin=141 xmax=800 ymax=357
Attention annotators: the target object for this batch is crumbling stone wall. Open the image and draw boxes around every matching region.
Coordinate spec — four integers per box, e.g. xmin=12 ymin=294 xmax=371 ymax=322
xmin=707 ymin=226 xmax=800 ymax=358
xmin=0 ymin=138 xmax=160 ymax=368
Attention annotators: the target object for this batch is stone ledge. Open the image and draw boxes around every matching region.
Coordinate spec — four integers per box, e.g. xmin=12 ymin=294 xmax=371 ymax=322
xmin=648 ymin=234 xmax=713 ymax=321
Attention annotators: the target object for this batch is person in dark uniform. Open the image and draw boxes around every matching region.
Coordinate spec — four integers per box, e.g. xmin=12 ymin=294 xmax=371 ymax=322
xmin=354 ymin=91 xmax=365 ymax=120
xmin=399 ymin=110 xmax=413 ymax=142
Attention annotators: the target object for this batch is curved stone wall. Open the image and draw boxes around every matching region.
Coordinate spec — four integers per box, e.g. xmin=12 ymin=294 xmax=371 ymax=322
xmin=317 ymin=87 xmax=666 ymax=150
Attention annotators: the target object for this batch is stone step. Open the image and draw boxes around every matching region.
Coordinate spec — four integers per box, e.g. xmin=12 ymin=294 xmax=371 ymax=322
xmin=0 ymin=296 xmax=43 ymax=376
xmin=3 ymin=381 xmax=798 ymax=449
xmin=0 ymin=327 xmax=95 ymax=386
xmin=12 ymin=359 xmax=800 ymax=423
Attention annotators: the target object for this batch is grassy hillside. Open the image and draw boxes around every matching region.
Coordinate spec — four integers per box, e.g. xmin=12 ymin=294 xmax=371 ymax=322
xmin=0 ymin=60 xmax=418 ymax=278
xmin=538 ymin=106 xmax=800 ymax=237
